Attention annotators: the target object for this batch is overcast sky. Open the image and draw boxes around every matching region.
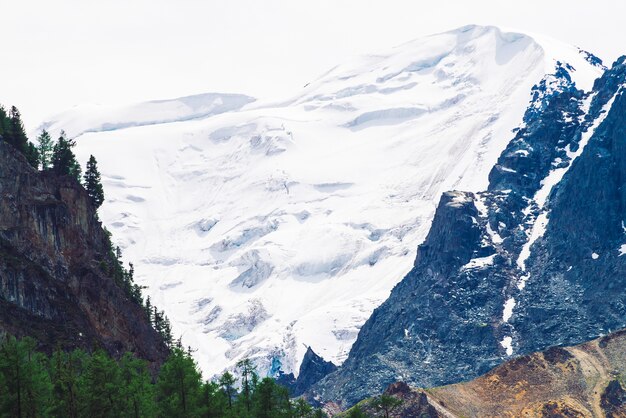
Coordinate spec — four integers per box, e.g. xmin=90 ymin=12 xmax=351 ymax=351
xmin=1 ymin=0 xmax=625 ymax=130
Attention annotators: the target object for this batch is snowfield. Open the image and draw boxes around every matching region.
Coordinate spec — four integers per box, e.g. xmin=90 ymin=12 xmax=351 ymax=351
xmin=51 ymin=25 xmax=602 ymax=378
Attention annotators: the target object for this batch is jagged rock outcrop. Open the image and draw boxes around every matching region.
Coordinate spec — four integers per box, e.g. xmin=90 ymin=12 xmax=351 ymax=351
xmin=277 ymin=347 xmax=337 ymax=396
xmin=312 ymin=57 xmax=626 ymax=406
xmin=0 ymin=141 xmax=168 ymax=365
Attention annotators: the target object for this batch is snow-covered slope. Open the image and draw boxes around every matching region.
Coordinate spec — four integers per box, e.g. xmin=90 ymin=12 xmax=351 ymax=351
xmin=55 ymin=25 xmax=602 ymax=378
xmin=38 ymin=92 xmax=255 ymax=138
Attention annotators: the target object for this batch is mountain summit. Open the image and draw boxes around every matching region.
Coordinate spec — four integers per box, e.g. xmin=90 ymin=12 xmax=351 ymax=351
xmin=46 ymin=25 xmax=604 ymax=380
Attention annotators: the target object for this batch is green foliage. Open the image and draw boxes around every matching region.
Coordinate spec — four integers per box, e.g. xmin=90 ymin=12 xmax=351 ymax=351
xmin=36 ymin=130 xmax=54 ymax=170
xmin=49 ymin=348 xmax=87 ymax=418
xmin=346 ymin=405 xmax=370 ymax=418
xmin=51 ymin=130 xmax=81 ymax=181
xmin=0 ymin=340 xmax=327 ymax=418
xmin=81 ymin=350 xmax=125 ymax=416
xmin=0 ymin=336 xmax=52 ymax=418
xmin=83 ymin=155 xmax=105 ymax=208
xmin=119 ymin=353 xmax=157 ymax=418
xmin=157 ymin=347 xmax=203 ymax=417
xmin=236 ymin=358 xmax=257 ymax=414
xmin=25 ymin=142 xmax=39 ymax=169
xmin=253 ymin=377 xmax=293 ymax=418
xmin=218 ymin=371 xmax=236 ymax=409
xmin=370 ymin=394 xmax=402 ymax=418
xmin=0 ymin=105 xmax=39 ymax=168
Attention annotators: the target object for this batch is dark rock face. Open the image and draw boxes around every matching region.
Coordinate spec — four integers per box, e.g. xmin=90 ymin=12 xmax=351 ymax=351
xmin=276 ymin=347 xmax=337 ymax=396
xmin=601 ymin=380 xmax=626 ymax=417
xmin=0 ymin=141 xmax=168 ymax=365
xmin=312 ymin=57 xmax=626 ymax=406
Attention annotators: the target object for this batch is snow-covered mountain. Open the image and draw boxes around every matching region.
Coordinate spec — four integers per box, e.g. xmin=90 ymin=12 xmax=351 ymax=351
xmin=48 ymin=25 xmax=603 ymax=379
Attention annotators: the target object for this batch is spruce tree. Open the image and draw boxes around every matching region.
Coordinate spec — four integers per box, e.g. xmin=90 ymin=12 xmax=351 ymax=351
xmin=7 ymin=106 xmax=28 ymax=153
xmin=49 ymin=349 xmax=86 ymax=418
xmin=236 ymin=358 xmax=257 ymax=414
xmin=119 ymin=353 xmax=156 ymax=418
xmin=252 ymin=377 xmax=292 ymax=418
xmin=293 ymin=398 xmax=314 ymax=418
xmin=25 ymin=141 xmax=39 ymax=169
xmin=371 ymin=394 xmax=402 ymax=418
xmin=0 ymin=336 xmax=52 ymax=418
xmin=81 ymin=350 xmax=124 ymax=416
xmin=156 ymin=348 xmax=203 ymax=417
xmin=218 ymin=371 xmax=236 ymax=409
xmin=51 ymin=130 xmax=81 ymax=181
xmin=0 ymin=106 xmax=9 ymax=140
xmin=36 ymin=130 xmax=54 ymax=170
xmin=84 ymin=154 xmax=105 ymax=208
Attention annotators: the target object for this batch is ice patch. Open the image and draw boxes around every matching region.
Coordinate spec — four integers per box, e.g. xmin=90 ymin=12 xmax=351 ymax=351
xmin=462 ymin=254 xmax=496 ymax=270
xmin=500 ymin=336 xmax=513 ymax=356
xmin=620 ymin=245 xmax=626 ymax=256
xmin=591 ymin=252 xmax=599 ymax=260
xmin=502 ymin=297 xmax=516 ymax=322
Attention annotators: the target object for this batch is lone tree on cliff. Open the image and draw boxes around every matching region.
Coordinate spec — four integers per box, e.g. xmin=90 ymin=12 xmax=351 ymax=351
xmin=84 ymin=155 xmax=105 ymax=208
xmin=51 ymin=131 xmax=81 ymax=181
xmin=36 ymin=130 xmax=54 ymax=170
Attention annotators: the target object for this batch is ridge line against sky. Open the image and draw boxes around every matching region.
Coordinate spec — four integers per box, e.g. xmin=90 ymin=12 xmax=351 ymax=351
xmin=1 ymin=0 xmax=624 ymax=131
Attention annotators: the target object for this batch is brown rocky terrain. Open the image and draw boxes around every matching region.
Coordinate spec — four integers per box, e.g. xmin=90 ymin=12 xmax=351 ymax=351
xmin=337 ymin=330 xmax=626 ymax=417
xmin=0 ymin=140 xmax=168 ymax=365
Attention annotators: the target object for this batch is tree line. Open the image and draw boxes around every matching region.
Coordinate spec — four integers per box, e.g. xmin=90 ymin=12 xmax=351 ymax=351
xmin=0 ymin=105 xmax=103 ymax=209
xmin=0 ymin=335 xmax=327 ymax=418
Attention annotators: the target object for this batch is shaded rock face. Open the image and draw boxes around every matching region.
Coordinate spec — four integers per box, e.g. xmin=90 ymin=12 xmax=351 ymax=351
xmin=0 ymin=141 xmax=168 ymax=364
xmin=277 ymin=347 xmax=337 ymax=396
xmin=601 ymin=380 xmax=626 ymax=418
xmin=312 ymin=57 xmax=626 ymax=406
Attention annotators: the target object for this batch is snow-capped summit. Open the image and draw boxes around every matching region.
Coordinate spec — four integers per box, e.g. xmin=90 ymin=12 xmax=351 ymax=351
xmin=47 ymin=25 xmax=604 ymax=379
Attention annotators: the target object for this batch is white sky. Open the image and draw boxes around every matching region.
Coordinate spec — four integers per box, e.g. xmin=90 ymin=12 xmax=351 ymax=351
xmin=1 ymin=0 xmax=625 ymax=130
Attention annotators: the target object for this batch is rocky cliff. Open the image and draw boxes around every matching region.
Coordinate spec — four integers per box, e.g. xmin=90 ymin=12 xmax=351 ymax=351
xmin=313 ymin=56 xmax=626 ymax=406
xmin=0 ymin=140 xmax=168 ymax=364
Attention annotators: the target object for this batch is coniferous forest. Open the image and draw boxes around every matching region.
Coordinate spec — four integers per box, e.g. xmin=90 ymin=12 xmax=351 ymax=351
xmin=0 ymin=335 xmax=327 ymax=418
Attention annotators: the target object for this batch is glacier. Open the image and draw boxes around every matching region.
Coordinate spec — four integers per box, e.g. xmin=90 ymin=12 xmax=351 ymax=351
xmin=45 ymin=25 xmax=604 ymax=378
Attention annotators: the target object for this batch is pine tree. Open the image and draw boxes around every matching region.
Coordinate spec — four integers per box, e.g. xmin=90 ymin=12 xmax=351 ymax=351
xmin=252 ymin=377 xmax=292 ymax=418
xmin=25 ymin=141 xmax=39 ymax=169
xmin=293 ymin=398 xmax=314 ymax=418
xmin=6 ymin=106 xmax=29 ymax=153
xmin=157 ymin=348 xmax=203 ymax=417
xmin=144 ymin=296 xmax=153 ymax=323
xmin=36 ymin=130 xmax=54 ymax=170
xmin=0 ymin=336 xmax=52 ymax=418
xmin=370 ymin=394 xmax=402 ymax=418
xmin=49 ymin=349 xmax=86 ymax=418
xmin=236 ymin=358 xmax=257 ymax=414
xmin=81 ymin=350 xmax=125 ymax=416
xmin=83 ymin=155 xmax=105 ymax=208
xmin=119 ymin=353 xmax=156 ymax=418
xmin=0 ymin=106 xmax=9 ymax=140
xmin=51 ymin=130 xmax=81 ymax=181
xmin=218 ymin=371 xmax=236 ymax=409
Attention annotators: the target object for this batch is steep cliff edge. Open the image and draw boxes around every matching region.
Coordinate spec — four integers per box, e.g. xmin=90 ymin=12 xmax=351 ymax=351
xmin=0 ymin=140 xmax=168 ymax=364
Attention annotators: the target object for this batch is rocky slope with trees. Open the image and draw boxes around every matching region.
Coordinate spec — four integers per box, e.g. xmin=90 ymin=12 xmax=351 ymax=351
xmin=0 ymin=106 xmax=169 ymax=364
